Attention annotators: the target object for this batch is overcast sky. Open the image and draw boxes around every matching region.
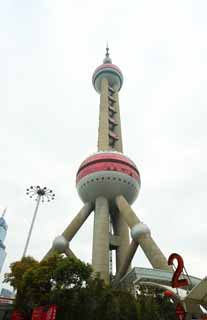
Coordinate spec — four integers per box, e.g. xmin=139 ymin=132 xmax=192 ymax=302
xmin=1 ymin=0 xmax=207 ymax=289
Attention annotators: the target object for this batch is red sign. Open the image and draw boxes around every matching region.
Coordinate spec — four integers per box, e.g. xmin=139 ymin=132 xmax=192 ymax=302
xmin=176 ymin=303 xmax=186 ymax=320
xmin=164 ymin=290 xmax=176 ymax=299
xmin=32 ymin=307 xmax=46 ymax=320
xmin=11 ymin=310 xmax=25 ymax=320
xmin=45 ymin=305 xmax=57 ymax=320
xmin=32 ymin=305 xmax=58 ymax=320
xmin=168 ymin=253 xmax=189 ymax=288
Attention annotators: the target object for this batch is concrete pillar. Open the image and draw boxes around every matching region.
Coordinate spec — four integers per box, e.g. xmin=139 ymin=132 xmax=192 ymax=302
xmin=113 ymin=210 xmax=130 ymax=274
xmin=115 ymin=195 xmax=140 ymax=227
xmin=138 ymin=236 xmax=171 ymax=270
xmin=65 ymin=247 xmax=77 ymax=259
xmin=115 ymin=195 xmax=171 ymax=271
xmin=42 ymin=246 xmax=77 ymax=260
xmin=113 ymin=92 xmax=123 ymax=152
xmin=115 ymin=240 xmax=138 ymax=283
xmin=43 ymin=203 xmax=93 ymax=260
xmin=62 ymin=202 xmax=93 ymax=241
xmin=98 ymin=79 xmax=109 ymax=151
xmin=92 ymin=196 xmax=110 ymax=283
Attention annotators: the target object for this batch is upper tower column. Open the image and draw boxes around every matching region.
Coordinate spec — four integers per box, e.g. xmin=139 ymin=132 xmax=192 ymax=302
xmin=92 ymin=47 xmax=124 ymax=152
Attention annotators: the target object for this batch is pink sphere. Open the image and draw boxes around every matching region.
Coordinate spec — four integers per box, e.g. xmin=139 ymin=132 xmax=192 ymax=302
xmin=92 ymin=63 xmax=123 ymax=93
xmin=76 ymin=152 xmax=140 ymax=204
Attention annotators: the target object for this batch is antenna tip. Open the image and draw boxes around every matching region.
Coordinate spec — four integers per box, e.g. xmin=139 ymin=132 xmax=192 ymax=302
xmin=1 ymin=207 xmax=7 ymax=217
xmin=103 ymin=42 xmax=112 ymax=64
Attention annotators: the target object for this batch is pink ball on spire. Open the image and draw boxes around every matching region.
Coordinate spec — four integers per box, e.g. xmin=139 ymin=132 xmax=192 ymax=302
xmin=92 ymin=46 xmax=123 ymax=94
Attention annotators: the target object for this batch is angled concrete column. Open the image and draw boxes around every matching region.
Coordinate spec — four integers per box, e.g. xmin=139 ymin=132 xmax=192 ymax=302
xmin=115 ymin=195 xmax=140 ymax=227
xmin=114 ymin=240 xmax=138 ymax=283
xmin=92 ymin=196 xmax=110 ymax=284
xmin=138 ymin=235 xmax=171 ymax=271
xmin=43 ymin=245 xmax=76 ymax=260
xmin=43 ymin=203 xmax=93 ymax=260
xmin=115 ymin=195 xmax=171 ymax=271
xmin=62 ymin=202 xmax=93 ymax=241
xmin=65 ymin=247 xmax=77 ymax=259
xmin=113 ymin=210 xmax=130 ymax=274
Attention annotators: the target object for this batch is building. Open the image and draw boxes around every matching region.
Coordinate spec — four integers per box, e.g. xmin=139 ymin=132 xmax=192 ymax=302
xmin=44 ymin=47 xmax=171 ymax=285
xmin=0 ymin=288 xmax=13 ymax=299
xmin=0 ymin=209 xmax=7 ymax=273
xmin=39 ymin=47 xmax=207 ymax=319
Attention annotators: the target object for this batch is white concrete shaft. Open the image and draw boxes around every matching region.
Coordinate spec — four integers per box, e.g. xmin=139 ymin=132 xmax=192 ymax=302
xmin=92 ymin=196 xmax=110 ymax=284
xmin=115 ymin=195 xmax=171 ymax=271
xmin=138 ymin=236 xmax=171 ymax=271
xmin=62 ymin=202 xmax=93 ymax=241
xmin=115 ymin=195 xmax=140 ymax=227
xmin=113 ymin=211 xmax=130 ymax=273
xmin=98 ymin=79 xmax=110 ymax=151
xmin=113 ymin=92 xmax=123 ymax=152
xmin=115 ymin=239 xmax=138 ymax=282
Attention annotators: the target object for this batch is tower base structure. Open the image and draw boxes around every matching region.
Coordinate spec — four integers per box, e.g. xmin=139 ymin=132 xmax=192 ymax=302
xmin=41 ymin=47 xmax=207 ymax=320
xmin=44 ymin=49 xmax=173 ymax=285
xmin=46 ymin=192 xmax=171 ymax=284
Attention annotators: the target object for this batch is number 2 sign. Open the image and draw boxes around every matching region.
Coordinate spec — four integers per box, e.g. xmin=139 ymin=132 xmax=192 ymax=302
xmin=168 ymin=253 xmax=189 ymax=288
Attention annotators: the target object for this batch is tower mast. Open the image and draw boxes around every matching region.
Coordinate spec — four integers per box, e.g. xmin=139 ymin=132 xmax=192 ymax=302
xmin=91 ymin=47 xmax=129 ymax=282
xmin=95 ymin=46 xmax=123 ymax=152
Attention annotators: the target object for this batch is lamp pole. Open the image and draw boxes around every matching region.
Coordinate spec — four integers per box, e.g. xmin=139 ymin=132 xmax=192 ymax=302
xmin=22 ymin=186 xmax=55 ymax=258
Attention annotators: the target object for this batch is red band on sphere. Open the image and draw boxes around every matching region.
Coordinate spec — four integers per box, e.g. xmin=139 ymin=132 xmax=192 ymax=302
xmin=76 ymin=156 xmax=140 ymax=183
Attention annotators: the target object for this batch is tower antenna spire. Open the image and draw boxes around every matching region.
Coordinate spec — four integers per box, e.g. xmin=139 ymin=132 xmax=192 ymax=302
xmin=106 ymin=42 xmax=109 ymax=57
xmin=103 ymin=43 xmax=112 ymax=64
xmin=1 ymin=207 xmax=7 ymax=218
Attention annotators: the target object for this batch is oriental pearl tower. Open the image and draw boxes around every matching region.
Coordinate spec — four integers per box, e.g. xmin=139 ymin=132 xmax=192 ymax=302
xmin=45 ymin=47 xmax=171 ymax=284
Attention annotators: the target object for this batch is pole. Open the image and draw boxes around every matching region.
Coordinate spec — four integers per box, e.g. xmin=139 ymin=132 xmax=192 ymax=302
xmin=22 ymin=195 xmax=41 ymax=258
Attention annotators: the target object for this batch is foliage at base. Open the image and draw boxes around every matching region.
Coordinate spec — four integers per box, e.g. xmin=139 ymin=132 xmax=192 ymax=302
xmin=4 ymin=254 xmax=176 ymax=320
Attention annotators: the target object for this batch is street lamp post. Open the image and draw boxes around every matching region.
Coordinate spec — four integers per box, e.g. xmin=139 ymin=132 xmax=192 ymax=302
xmin=22 ymin=186 xmax=55 ymax=258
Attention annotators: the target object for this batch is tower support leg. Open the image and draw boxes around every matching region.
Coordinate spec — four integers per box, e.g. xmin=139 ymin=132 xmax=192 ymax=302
xmin=43 ymin=203 xmax=93 ymax=260
xmin=44 ymin=246 xmax=77 ymax=260
xmin=114 ymin=240 xmax=138 ymax=284
xmin=115 ymin=195 xmax=171 ymax=271
xmin=92 ymin=196 xmax=110 ymax=284
xmin=62 ymin=202 xmax=93 ymax=241
xmin=113 ymin=211 xmax=130 ymax=274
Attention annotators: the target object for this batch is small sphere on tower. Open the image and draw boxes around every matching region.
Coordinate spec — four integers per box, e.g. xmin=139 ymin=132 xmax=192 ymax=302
xmin=76 ymin=151 xmax=141 ymax=205
xmin=52 ymin=235 xmax=68 ymax=253
xmin=131 ymin=223 xmax=151 ymax=242
xmin=92 ymin=46 xmax=123 ymax=94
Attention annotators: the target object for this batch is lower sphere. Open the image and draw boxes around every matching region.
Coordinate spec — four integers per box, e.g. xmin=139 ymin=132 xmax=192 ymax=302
xmin=76 ymin=152 xmax=141 ymax=204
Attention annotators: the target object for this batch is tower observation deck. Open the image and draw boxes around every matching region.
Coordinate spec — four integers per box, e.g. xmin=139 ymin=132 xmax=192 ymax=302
xmin=45 ymin=47 xmax=172 ymax=285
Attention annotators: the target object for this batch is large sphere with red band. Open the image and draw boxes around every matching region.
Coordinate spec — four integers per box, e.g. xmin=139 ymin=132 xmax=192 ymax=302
xmin=92 ymin=63 xmax=123 ymax=93
xmin=76 ymin=152 xmax=140 ymax=204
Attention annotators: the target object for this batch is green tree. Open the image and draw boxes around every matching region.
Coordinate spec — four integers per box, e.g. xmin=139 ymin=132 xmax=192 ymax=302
xmin=5 ymin=255 xmax=177 ymax=320
xmin=135 ymin=285 xmax=177 ymax=320
xmin=4 ymin=254 xmax=139 ymax=320
xmin=4 ymin=256 xmax=38 ymax=290
xmin=4 ymin=256 xmax=39 ymax=315
xmin=4 ymin=254 xmax=92 ymax=317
